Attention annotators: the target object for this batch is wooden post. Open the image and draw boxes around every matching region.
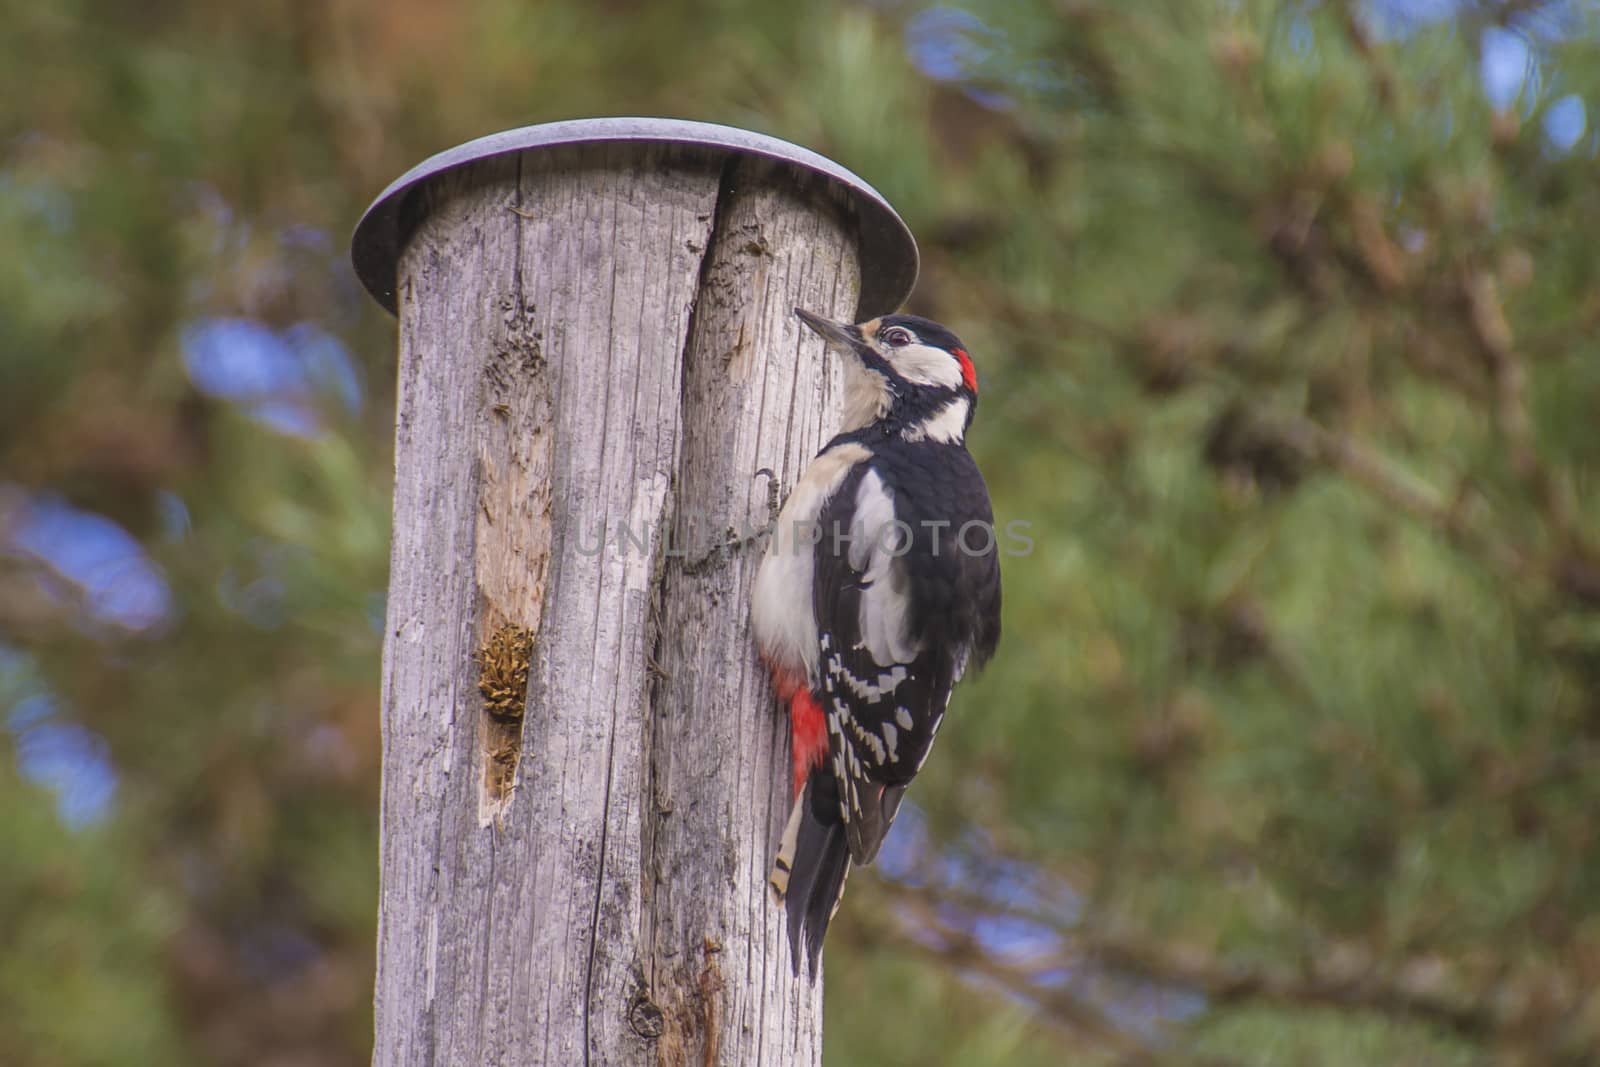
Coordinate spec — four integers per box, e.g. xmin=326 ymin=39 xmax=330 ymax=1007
xmin=351 ymin=119 xmax=917 ymax=1066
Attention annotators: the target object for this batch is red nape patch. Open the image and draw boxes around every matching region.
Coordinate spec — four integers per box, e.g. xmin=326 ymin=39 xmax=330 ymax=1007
xmin=789 ymin=688 xmax=828 ymax=798
xmin=953 ymin=348 xmax=978 ymax=394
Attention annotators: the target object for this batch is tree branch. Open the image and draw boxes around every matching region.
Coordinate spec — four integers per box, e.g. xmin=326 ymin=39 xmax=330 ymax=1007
xmin=1461 ymin=270 xmax=1581 ymax=548
xmin=856 ymin=889 xmax=1249 ymax=1067
xmin=874 ymin=880 xmax=1503 ymax=1050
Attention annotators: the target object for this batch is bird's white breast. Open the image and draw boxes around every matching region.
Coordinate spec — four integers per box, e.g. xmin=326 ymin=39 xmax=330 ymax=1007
xmin=750 ymin=441 xmax=871 ymax=681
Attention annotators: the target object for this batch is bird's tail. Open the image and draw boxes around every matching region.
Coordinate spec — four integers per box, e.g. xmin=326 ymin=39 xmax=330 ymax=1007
xmin=768 ymin=770 xmax=852 ymax=980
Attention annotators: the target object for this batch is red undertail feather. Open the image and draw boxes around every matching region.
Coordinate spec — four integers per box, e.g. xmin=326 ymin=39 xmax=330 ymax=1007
xmin=789 ymin=688 xmax=827 ymax=797
xmin=768 ymin=665 xmax=828 ymax=797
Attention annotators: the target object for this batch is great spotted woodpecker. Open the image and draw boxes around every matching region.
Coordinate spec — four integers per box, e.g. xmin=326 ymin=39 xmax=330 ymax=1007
xmin=751 ymin=308 xmax=1002 ymax=977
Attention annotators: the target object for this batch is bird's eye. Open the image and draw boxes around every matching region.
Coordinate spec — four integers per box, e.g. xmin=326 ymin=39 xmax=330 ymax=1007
xmin=881 ymin=327 xmax=914 ymax=346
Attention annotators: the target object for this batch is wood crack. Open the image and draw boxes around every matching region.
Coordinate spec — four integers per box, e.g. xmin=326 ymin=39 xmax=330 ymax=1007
xmin=640 ymin=153 xmax=741 ymax=1067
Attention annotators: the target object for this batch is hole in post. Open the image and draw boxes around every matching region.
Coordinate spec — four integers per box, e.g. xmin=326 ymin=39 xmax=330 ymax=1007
xmin=473 ymin=622 xmax=534 ymax=809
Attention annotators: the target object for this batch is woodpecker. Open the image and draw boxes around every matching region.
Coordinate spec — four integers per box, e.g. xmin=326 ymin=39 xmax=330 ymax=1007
xmin=751 ymin=307 xmax=1002 ymax=978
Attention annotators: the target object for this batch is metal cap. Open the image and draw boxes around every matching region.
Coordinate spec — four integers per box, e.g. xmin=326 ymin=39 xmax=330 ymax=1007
xmin=350 ymin=117 xmax=920 ymax=318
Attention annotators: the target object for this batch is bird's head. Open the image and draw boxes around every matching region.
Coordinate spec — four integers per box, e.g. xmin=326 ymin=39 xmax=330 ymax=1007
xmin=795 ymin=308 xmax=978 ymax=442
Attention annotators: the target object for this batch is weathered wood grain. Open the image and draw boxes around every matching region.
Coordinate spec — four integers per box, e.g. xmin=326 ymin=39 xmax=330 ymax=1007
xmin=375 ymin=144 xmax=859 ymax=1066
xmin=643 ymin=158 xmax=858 ymax=1067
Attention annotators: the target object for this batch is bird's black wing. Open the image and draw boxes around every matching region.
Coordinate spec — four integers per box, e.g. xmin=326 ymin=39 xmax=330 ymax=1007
xmin=810 ymin=443 xmax=998 ymax=864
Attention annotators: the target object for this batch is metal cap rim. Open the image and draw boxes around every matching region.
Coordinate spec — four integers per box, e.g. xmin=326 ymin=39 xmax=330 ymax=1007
xmin=349 ymin=117 xmax=920 ymax=318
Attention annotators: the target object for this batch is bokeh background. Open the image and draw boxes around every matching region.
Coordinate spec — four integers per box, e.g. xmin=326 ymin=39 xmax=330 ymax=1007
xmin=4 ymin=1 xmax=1600 ymax=1064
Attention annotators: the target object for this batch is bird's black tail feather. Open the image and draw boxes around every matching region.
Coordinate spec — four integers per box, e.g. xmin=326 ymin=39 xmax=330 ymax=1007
xmin=769 ymin=771 xmax=853 ymax=979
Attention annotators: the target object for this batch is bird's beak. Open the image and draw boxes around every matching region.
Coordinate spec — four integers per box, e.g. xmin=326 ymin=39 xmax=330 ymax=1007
xmin=794 ymin=307 xmax=858 ymax=350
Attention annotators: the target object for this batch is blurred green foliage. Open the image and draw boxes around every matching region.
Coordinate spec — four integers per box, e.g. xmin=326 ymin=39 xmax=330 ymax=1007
xmin=3 ymin=1 xmax=1599 ymax=1064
